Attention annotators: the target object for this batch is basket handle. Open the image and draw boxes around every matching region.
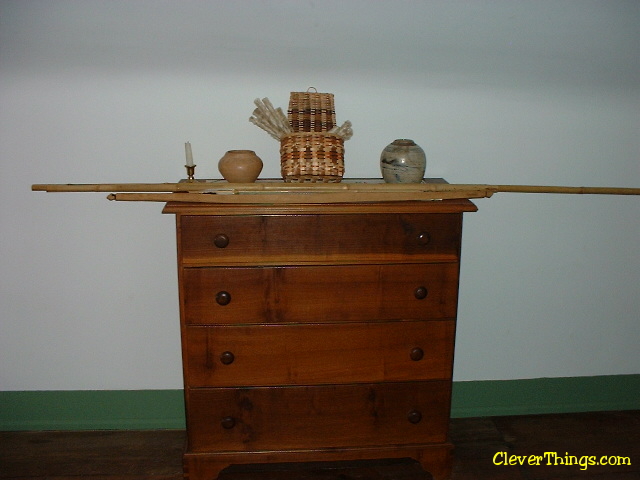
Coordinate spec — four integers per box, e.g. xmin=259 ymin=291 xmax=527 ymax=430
xmin=306 ymin=86 xmax=318 ymax=93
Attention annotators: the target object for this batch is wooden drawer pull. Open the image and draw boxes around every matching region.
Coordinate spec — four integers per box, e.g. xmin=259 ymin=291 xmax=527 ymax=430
xmin=414 ymin=286 xmax=428 ymax=300
xmin=220 ymin=416 xmax=236 ymax=429
xmin=213 ymin=234 xmax=230 ymax=248
xmin=416 ymin=231 xmax=431 ymax=245
xmin=407 ymin=409 xmax=423 ymax=424
xmin=220 ymin=351 xmax=235 ymax=365
xmin=410 ymin=347 xmax=424 ymax=361
xmin=215 ymin=291 xmax=231 ymax=306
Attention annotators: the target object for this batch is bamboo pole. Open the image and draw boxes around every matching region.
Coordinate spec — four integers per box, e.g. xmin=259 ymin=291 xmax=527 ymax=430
xmin=33 ymin=183 xmax=204 ymax=192
xmin=32 ymin=182 xmax=640 ymax=196
xmin=106 ymin=189 xmax=493 ymax=204
xmin=486 ymin=185 xmax=640 ymax=196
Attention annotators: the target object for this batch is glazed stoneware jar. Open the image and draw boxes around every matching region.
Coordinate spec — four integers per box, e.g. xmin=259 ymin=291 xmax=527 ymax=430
xmin=218 ymin=150 xmax=263 ymax=183
xmin=380 ymin=139 xmax=426 ymax=183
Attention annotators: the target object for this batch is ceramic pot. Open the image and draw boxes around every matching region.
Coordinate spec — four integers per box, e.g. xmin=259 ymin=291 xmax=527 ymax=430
xmin=218 ymin=150 xmax=263 ymax=183
xmin=380 ymin=139 xmax=426 ymax=183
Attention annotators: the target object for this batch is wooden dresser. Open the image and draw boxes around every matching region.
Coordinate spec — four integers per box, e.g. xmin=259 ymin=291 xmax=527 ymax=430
xmin=163 ymin=185 xmax=476 ymax=480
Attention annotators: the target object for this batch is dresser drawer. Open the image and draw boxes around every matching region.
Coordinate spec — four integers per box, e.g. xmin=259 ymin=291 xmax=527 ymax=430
xmin=179 ymin=214 xmax=462 ymax=265
xmin=182 ymin=263 xmax=459 ymax=324
xmin=184 ymin=320 xmax=454 ymax=387
xmin=186 ymin=381 xmax=450 ymax=452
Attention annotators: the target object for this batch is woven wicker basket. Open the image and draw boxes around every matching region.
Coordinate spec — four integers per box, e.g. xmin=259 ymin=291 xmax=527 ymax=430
xmin=288 ymin=89 xmax=336 ymax=133
xmin=280 ymin=132 xmax=344 ymax=183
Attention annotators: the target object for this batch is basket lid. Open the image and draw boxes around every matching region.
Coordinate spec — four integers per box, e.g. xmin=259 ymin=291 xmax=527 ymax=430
xmin=288 ymin=87 xmax=336 ymax=133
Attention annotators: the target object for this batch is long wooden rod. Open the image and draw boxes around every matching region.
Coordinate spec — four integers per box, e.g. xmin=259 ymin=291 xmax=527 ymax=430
xmin=106 ymin=189 xmax=493 ymax=204
xmin=487 ymin=185 xmax=640 ymax=195
xmin=32 ymin=182 xmax=640 ymax=196
xmin=33 ymin=183 xmax=208 ymax=192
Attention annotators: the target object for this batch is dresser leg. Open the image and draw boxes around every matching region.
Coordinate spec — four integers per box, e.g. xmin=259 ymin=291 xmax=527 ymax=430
xmin=183 ymin=454 xmax=231 ymax=480
xmin=414 ymin=443 xmax=454 ymax=480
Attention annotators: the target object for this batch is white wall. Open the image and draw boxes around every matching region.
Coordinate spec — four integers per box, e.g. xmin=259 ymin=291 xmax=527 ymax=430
xmin=1 ymin=0 xmax=638 ymax=390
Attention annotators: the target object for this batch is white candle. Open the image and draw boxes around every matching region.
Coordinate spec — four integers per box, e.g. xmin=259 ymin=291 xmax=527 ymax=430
xmin=185 ymin=142 xmax=194 ymax=166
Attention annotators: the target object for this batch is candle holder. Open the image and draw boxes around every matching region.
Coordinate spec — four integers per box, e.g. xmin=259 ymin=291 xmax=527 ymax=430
xmin=184 ymin=164 xmax=196 ymax=182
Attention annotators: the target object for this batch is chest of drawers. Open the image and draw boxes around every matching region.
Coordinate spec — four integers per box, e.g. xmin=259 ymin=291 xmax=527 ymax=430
xmin=163 ymin=192 xmax=476 ymax=480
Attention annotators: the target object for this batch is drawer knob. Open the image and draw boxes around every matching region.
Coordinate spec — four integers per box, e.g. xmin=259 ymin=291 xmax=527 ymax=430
xmin=216 ymin=291 xmax=231 ymax=306
xmin=220 ymin=351 xmax=235 ymax=365
xmin=220 ymin=416 xmax=236 ymax=429
xmin=416 ymin=231 xmax=431 ymax=245
xmin=408 ymin=409 xmax=423 ymax=424
xmin=414 ymin=286 xmax=428 ymax=300
xmin=410 ymin=347 xmax=424 ymax=361
xmin=213 ymin=234 xmax=230 ymax=248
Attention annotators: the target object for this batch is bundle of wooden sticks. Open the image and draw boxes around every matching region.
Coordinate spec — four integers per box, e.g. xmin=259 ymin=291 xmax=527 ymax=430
xmin=249 ymin=98 xmax=292 ymax=140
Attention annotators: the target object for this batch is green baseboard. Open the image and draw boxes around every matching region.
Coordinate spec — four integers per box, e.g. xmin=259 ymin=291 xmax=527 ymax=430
xmin=450 ymin=374 xmax=640 ymax=417
xmin=1 ymin=375 xmax=638 ymax=431
xmin=0 ymin=389 xmax=186 ymax=431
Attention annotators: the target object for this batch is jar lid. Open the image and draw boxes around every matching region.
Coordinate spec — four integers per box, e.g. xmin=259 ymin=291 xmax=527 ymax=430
xmin=392 ymin=139 xmax=416 ymax=146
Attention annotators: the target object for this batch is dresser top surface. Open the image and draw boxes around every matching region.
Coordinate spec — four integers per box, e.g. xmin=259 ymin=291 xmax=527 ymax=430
xmin=162 ymin=178 xmax=478 ymax=215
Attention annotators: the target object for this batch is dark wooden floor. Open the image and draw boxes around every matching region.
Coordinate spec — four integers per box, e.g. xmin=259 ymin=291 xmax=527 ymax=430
xmin=1 ymin=410 xmax=638 ymax=480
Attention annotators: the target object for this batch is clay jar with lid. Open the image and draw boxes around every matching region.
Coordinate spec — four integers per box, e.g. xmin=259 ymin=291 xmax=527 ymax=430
xmin=218 ymin=150 xmax=263 ymax=183
xmin=380 ymin=139 xmax=426 ymax=183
